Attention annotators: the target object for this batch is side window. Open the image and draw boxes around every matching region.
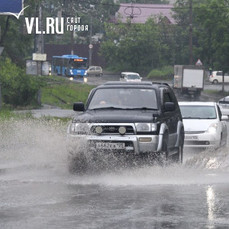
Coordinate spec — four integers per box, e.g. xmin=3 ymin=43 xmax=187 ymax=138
xmin=163 ymin=89 xmax=179 ymax=111
xmin=163 ymin=92 xmax=173 ymax=104
xmin=216 ymin=71 xmax=222 ymax=76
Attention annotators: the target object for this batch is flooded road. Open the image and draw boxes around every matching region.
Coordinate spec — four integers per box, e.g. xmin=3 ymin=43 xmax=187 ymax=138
xmin=1 ymin=119 xmax=229 ymax=229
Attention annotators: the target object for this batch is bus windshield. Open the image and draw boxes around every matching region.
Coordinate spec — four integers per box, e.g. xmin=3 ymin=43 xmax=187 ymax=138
xmin=69 ymin=59 xmax=87 ymax=69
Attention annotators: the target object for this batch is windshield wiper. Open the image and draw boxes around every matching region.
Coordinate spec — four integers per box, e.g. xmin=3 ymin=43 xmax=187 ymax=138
xmin=125 ymin=107 xmax=158 ymax=110
xmin=89 ymin=106 xmax=126 ymax=110
xmin=89 ymin=106 xmax=157 ymax=111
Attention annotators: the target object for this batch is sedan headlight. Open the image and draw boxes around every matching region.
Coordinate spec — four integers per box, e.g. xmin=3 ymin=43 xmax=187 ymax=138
xmin=68 ymin=123 xmax=90 ymax=135
xmin=135 ymin=123 xmax=157 ymax=132
xmin=206 ymin=123 xmax=218 ymax=134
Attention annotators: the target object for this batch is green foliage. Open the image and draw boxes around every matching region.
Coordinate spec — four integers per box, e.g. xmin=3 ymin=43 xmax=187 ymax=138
xmin=147 ymin=65 xmax=173 ymax=79
xmin=0 ymin=14 xmax=33 ymax=66
xmin=192 ymin=0 xmax=229 ymax=72
xmin=41 ymin=82 xmax=95 ymax=109
xmin=101 ymin=16 xmax=179 ymax=73
xmin=0 ymin=58 xmax=41 ymax=107
xmin=173 ymin=0 xmax=229 ymax=72
xmin=0 ymin=108 xmax=33 ymax=121
xmin=119 ymin=0 xmax=169 ymax=3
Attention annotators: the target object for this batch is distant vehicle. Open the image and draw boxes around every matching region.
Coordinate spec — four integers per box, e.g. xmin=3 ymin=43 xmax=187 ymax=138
xmin=209 ymin=71 xmax=229 ymax=84
xmin=179 ymin=101 xmax=227 ymax=148
xmin=173 ymin=65 xmax=205 ymax=98
xmin=218 ymin=96 xmax=229 ymax=117
xmin=52 ymin=54 xmax=88 ymax=77
xmin=85 ymin=66 xmax=103 ymax=77
xmin=120 ymin=72 xmax=142 ymax=82
xmin=67 ymin=81 xmax=184 ymax=173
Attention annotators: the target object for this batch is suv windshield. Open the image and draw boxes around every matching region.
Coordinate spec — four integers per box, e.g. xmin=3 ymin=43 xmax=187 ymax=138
xmin=180 ymin=105 xmax=216 ymax=119
xmin=88 ymin=88 xmax=158 ymax=110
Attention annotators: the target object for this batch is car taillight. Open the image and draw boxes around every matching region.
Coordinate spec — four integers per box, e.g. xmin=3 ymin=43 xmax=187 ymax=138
xmin=210 ymin=75 xmax=213 ymax=78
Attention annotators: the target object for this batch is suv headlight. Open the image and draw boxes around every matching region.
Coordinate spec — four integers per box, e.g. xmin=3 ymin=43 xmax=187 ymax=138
xmin=206 ymin=123 xmax=218 ymax=134
xmin=135 ymin=123 xmax=157 ymax=132
xmin=68 ymin=123 xmax=90 ymax=135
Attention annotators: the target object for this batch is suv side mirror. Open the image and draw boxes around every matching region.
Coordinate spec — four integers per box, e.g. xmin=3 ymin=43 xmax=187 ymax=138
xmin=73 ymin=102 xmax=84 ymax=111
xmin=164 ymin=102 xmax=175 ymax=112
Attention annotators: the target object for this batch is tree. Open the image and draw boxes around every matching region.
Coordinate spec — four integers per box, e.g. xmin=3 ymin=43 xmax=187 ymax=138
xmin=119 ymin=0 xmax=169 ymax=3
xmin=193 ymin=0 xmax=229 ymax=73
xmin=101 ymin=17 xmax=175 ymax=72
xmin=0 ymin=58 xmax=41 ymax=107
xmin=173 ymin=0 xmax=229 ymax=72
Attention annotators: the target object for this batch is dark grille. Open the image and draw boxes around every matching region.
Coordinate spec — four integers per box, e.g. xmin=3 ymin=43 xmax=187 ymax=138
xmin=91 ymin=125 xmax=134 ymax=134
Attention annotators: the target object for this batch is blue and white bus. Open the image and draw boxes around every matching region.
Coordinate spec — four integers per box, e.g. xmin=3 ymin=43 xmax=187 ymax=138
xmin=52 ymin=55 xmax=88 ymax=77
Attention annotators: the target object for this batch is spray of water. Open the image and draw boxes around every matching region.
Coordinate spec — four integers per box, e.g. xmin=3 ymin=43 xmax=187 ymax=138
xmin=0 ymin=118 xmax=68 ymax=170
xmin=1 ymin=119 xmax=229 ymax=186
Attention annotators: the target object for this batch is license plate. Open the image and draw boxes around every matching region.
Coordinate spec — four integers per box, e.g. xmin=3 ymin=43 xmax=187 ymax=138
xmin=185 ymin=136 xmax=198 ymax=140
xmin=96 ymin=142 xmax=125 ymax=150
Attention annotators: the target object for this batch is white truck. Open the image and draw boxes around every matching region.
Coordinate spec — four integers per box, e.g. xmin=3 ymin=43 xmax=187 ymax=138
xmin=173 ymin=65 xmax=205 ymax=98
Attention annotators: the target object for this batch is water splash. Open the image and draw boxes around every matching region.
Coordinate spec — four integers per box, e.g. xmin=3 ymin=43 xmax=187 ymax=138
xmin=1 ymin=119 xmax=229 ymax=187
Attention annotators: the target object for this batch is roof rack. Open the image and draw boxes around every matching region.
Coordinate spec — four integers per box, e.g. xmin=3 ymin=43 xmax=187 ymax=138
xmin=103 ymin=81 xmax=153 ymax=86
xmin=151 ymin=81 xmax=170 ymax=86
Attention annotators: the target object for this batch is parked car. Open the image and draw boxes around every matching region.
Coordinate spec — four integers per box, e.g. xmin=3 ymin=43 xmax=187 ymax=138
xmin=179 ymin=101 xmax=227 ymax=148
xmin=85 ymin=66 xmax=103 ymax=76
xmin=209 ymin=71 xmax=229 ymax=84
xmin=67 ymin=81 xmax=184 ymax=173
xmin=120 ymin=72 xmax=142 ymax=82
xmin=218 ymin=96 xmax=229 ymax=117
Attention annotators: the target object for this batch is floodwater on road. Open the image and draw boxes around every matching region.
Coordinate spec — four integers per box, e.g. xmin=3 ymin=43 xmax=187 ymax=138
xmin=1 ymin=119 xmax=229 ymax=229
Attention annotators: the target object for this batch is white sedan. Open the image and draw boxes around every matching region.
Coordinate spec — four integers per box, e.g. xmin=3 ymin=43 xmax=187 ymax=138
xmin=179 ymin=102 xmax=227 ymax=148
xmin=120 ymin=72 xmax=142 ymax=82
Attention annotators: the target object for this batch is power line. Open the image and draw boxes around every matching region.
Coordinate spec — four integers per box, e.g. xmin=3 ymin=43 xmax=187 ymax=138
xmin=75 ymin=0 xmax=229 ymax=10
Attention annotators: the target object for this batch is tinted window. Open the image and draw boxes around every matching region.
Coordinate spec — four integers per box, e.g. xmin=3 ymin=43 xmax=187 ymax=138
xmin=163 ymin=92 xmax=173 ymax=103
xmin=216 ymin=71 xmax=222 ymax=76
xmin=88 ymin=88 xmax=158 ymax=110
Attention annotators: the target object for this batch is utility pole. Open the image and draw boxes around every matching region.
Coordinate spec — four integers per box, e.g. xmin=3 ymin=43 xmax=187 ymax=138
xmin=89 ymin=15 xmax=93 ymax=66
xmin=222 ymin=71 xmax=225 ymax=93
xmin=36 ymin=3 xmax=44 ymax=75
xmin=71 ymin=31 xmax=74 ymax=55
xmin=189 ymin=0 xmax=193 ymax=65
